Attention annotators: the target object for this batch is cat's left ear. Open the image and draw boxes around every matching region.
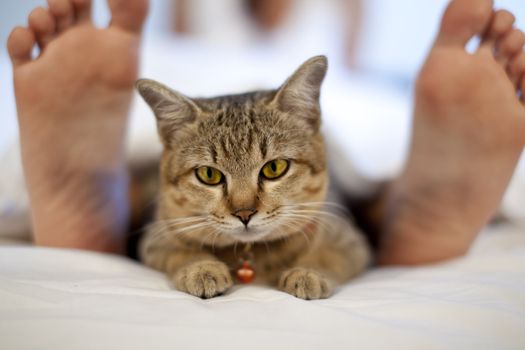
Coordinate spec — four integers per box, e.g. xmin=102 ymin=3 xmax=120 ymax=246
xmin=273 ymin=55 xmax=328 ymax=131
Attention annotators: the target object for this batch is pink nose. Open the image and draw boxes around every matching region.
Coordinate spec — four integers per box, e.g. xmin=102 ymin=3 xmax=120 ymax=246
xmin=233 ymin=208 xmax=257 ymax=226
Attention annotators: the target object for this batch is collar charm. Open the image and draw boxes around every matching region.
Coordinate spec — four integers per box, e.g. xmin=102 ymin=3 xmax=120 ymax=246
xmin=236 ymin=243 xmax=255 ymax=284
xmin=236 ymin=260 xmax=255 ymax=284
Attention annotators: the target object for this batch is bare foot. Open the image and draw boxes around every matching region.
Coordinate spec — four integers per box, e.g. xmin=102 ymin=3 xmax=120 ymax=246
xmin=378 ymin=0 xmax=525 ymax=265
xmin=7 ymin=0 xmax=148 ymax=252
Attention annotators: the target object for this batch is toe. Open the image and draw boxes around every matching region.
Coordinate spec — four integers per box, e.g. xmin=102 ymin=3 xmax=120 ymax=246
xmin=435 ymin=0 xmax=493 ymax=47
xmin=7 ymin=27 xmax=35 ymax=66
xmin=47 ymin=0 xmax=74 ymax=33
xmin=487 ymin=10 xmax=514 ymax=38
xmin=108 ymin=0 xmax=148 ymax=34
xmin=509 ymin=52 xmax=525 ymax=90
xmin=28 ymin=7 xmax=56 ymax=50
xmin=482 ymin=9 xmax=514 ymax=45
xmin=498 ymin=29 xmax=525 ymax=60
xmin=72 ymin=0 xmax=92 ymax=24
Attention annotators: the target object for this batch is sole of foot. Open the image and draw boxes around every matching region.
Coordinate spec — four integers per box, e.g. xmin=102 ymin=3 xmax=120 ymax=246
xmin=7 ymin=0 xmax=148 ymax=252
xmin=378 ymin=0 xmax=525 ymax=265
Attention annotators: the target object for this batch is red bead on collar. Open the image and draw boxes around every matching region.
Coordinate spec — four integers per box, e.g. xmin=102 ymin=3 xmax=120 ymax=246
xmin=236 ymin=260 xmax=255 ymax=284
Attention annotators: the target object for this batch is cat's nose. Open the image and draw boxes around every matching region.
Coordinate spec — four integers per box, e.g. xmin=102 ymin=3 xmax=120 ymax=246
xmin=232 ymin=208 xmax=257 ymax=226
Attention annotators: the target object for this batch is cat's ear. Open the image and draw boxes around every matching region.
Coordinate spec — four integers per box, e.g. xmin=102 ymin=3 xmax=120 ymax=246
xmin=273 ymin=55 xmax=327 ymax=131
xmin=136 ymin=79 xmax=201 ymax=145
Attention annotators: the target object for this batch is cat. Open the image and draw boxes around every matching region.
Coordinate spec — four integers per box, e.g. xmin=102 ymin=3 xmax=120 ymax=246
xmin=135 ymin=56 xmax=371 ymax=299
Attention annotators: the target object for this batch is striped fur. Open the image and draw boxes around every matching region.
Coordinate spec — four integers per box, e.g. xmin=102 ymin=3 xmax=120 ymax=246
xmin=136 ymin=56 xmax=370 ymax=299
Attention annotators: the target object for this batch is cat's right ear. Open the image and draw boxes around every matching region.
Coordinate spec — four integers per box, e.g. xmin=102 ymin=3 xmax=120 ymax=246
xmin=136 ymin=79 xmax=200 ymax=145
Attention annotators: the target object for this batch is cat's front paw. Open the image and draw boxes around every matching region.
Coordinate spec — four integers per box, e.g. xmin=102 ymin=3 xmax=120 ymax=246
xmin=173 ymin=260 xmax=233 ymax=299
xmin=278 ymin=268 xmax=332 ymax=300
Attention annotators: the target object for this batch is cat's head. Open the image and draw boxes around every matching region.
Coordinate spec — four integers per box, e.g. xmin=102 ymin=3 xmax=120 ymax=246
xmin=136 ymin=56 xmax=328 ymax=245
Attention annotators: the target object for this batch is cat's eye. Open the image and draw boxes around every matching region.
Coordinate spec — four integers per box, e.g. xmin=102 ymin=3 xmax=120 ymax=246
xmin=195 ymin=166 xmax=224 ymax=185
xmin=261 ymin=159 xmax=289 ymax=180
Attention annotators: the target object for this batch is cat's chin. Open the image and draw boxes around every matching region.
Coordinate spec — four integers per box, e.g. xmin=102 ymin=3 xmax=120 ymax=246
xmin=227 ymin=226 xmax=272 ymax=243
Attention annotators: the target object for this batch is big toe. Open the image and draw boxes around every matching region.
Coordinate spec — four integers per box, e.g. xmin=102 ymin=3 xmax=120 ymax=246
xmin=109 ymin=0 xmax=148 ymax=34
xmin=435 ymin=0 xmax=494 ymax=47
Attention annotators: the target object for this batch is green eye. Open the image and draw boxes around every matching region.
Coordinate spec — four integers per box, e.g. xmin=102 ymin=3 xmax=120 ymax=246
xmin=196 ymin=166 xmax=223 ymax=185
xmin=261 ymin=159 xmax=289 ymax=180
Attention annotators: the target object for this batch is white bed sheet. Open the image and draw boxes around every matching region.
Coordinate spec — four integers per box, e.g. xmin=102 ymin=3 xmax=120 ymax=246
xmin=1 ymin=222 xmax=525 ymax=350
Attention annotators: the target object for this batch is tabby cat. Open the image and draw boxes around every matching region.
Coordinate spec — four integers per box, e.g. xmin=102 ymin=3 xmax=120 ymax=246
xmin=136 ymin=56 xmax=370 ymax=299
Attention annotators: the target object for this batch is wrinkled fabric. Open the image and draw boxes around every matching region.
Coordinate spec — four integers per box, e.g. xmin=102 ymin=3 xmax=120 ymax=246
xmin=1 ymin=223 xmax=524 ymax=350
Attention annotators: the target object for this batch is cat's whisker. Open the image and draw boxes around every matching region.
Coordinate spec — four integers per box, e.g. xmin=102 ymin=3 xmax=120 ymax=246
xmin=288 ymin=216 xmax=317 ymax=236
xmin=279 ymin=212 xmax=333 ymax=234
xmin=261 ymin=208 xmax=326 ymax=234
xmin=287 ymin=201 xmax=347 ymax=209
xmin=173 ymin=222 xmax=215 ymax=235
xmin=285 ymin=202 xmax=350 ymax=216
xmin=146 ymin=223 xmax=185 ymax=241
xmin=287 ymin=208 xmax=346 ymax=221
xmin=146 ymin=230 xmax=173 ymax=246
xmin=269 ymin=216 xmax=304 ymax=239
xmin=153 ymin=216 xmax=232 ymax=250
xmin=262 ymin=239 xmax=271 ymax=255
xmin=147 ymin=225 xmax=197 ymax=240
xmin=152 ymin=216 xmax=208 ymax=226
xmin=295 ymin=216 xmax=334 ymax=234
xmin=203 ymin=227 xmax=221 ymax=249
xmin=284 ymin=201 xmax=349 ymax=215
xmin=150 ymin=216 xmax=210 ymax=231
xmin=280 ymin=209 xmax=332 ymax=223
xmin=280 ymin=219 xmax=311 ymax=246
xmin=147 ymin=228 xmax=182 ymax=247
xmin=147 ymin=220 xmax=214 ymax=245
xmin=200 ymin=230 xmax=216 ymax=251
xmin=233 ymin=240 xmax=239 ymax=258
xmin=146 ymin=224 xmax=176 ymax=240
xmin=211 ymin=230 xmax=221 ymax=252
xmin=275 ymin=227 xmax=294 ymax=248
xmin=145 ymin=218 xmax=210 ymax=239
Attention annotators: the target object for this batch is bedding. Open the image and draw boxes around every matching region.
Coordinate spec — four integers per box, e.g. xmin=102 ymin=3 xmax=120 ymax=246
xmin=1 ymin=222 xmax=525 ymax=349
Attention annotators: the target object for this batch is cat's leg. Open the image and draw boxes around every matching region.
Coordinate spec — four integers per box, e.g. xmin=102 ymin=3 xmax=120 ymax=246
xmin=141 ymin=237 xmax=233 ymax=298
xmin=7 ymin=0 xmax=148 ymax=252
xmin=377 ymin=0 xmax=525 ymax=264
xmin=278 ymin=222 xmax=370 ymax=299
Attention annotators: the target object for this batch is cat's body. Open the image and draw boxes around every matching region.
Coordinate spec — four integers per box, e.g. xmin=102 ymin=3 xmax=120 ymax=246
xmin=136 ymin=56 xmax=371 ymax=299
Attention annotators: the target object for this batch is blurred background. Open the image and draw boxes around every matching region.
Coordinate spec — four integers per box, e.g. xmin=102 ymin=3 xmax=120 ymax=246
xmin=1 ymin=1 xmax=525 ymax=238
xmin=2 ymin=1 xmax=525 ymax=77
xmin=2 ymin=0 xmax=525 ymax=163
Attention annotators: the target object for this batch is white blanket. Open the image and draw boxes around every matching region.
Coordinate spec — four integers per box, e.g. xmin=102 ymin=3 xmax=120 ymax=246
xmin=1 ymin=223 xmax=525 ymax=350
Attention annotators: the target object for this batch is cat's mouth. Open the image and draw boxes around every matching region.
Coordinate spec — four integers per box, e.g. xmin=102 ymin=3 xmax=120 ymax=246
xmin=227 ymin=225 xmax=270 ymax=242
xmin=225 ymin=216 xmax=301 ymax=243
